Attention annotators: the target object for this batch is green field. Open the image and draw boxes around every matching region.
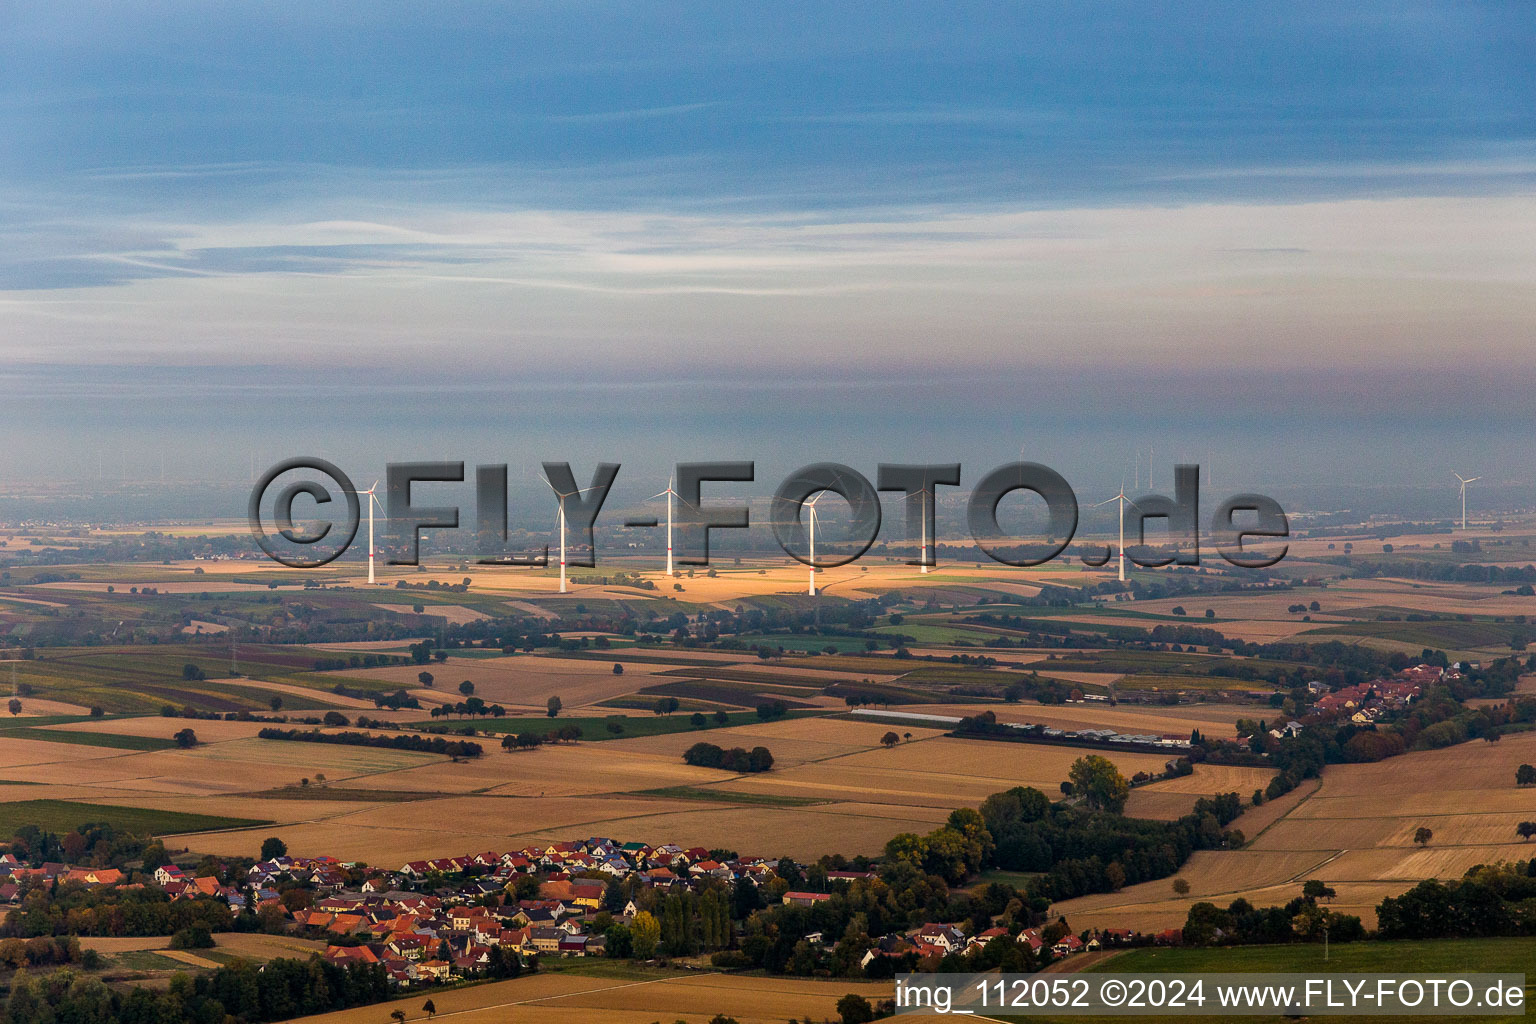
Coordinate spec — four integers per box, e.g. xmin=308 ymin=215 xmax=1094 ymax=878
xmin=1094 ymin=937 xmax=1536 ymax=974
xmin=5 ymin=644 xmax=395 ymax=714
xmin=1116 ymin=673 xmax=1275 ymax=693
xmin=1302 ymin=619 xmax=1527 ymax=649
xmin=733 ymin=633 xmax=880 ymax=654
xmin=0 ymin=800 xmax=272 ymax=837
xmin=873 ymin=623 xmax=1001 ymax=644
xmin=983 ymin=938 xmax=1536 ymax=1024
xmin=6 ymin=727 xmax=179 ymax=751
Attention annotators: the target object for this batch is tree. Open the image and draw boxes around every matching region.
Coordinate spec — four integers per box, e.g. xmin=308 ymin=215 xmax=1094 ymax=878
xmin=631 ymin=910 xmax=660 ymax=959
xmin=881 ymin=731 xmax=900 ymax=748
xmin=1303 ymin=879 xmax=1336 ymax=902
xmin=690 ymin=712 xmax=707 ymax=728
xmin=1413 ymin=826 xmax=1434 ymax=847
xmin=546 ymin=695 xmax=562 ymax=718
xmin=89 ymin=706 xmax=104 ymax=717
xmin=1172 ymin=877 xmax=1191 ymax=895
xmin=459 ymin=680 xmax=475 ymax=697
xmin=418 ymin=671 xmax=434 ymax=687
xmin=260 ymin=837 xmax=287 ymax=860
xmin=6 ymin=699 xmax=18 ymax=716
xmin=173 ymin=728 xmax=198 ymax=748
xmin=182 ymin=663 xmax=205 ymax=681
xmin=1517 ymin=764 xmax=1536 ymax=786
xmin=1517 ymin=821 xmax=1536 ymax=842
xmin=1068 ymin=754 xmax=1130 ymax=812
xmin=423 ymin=998 xmax=436 ymax=1018
xmin=323 ymin=711 xmax=349 ymax=727
xmin=612 ymin=663 xmax=624 ymax=675
xmin=836 ymin=993 xmax=876 ymax=1024
xmin=269 ymin=695 xmax=283 ymax=712
xmin=391 ymin=1012 xmax=406 ymax=1024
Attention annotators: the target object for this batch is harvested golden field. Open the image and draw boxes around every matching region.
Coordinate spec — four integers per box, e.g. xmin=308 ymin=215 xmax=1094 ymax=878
xmin=1052 ymin=733 xmax=1536 ymax=935
xmin=515 ymin=803 xmax=947 ymax=861
xmin=2 ymin=697 xmax=93 ymax=716
xmin=1136 ymin=763 xmax=1276 ymax=795
xmin=1058 ymin=879 xmax=1402 ymax=934
xmin=373 ymin=603 xmax=488 ymax=624
xmin=184 ymin=793 xmax=939 ymax=863
xmin=289 ymin=970 xmax=894 ymax=1024
xmin=0 ymin=735 xmax=135 ymax=767
xmin=36 ymin=717 xmax=271 ymax=742
xmin=714 ymin=735 xmax=1167 ymax=810
xmin=1055 ymin=848 xmax=1333 ymax=913
xmin=604 ymin=715 xmax=947 ymax=766
xmin=1120 ymin=790 xmax=1206 ymax=821
xmin=353 ymin=653 xmax=668 ymax=709
xmin=829 ymin=734 xmax=1170 ymax=779
xmin=206 ymin=676 xmax=384 ymax=709
xmin=211 ymin=932 xmax=330 ymax=961
xmin=354 ymin=745 xmax=725 ymax=796
xmin=902 ymin=701 xmax=1255 ymax=737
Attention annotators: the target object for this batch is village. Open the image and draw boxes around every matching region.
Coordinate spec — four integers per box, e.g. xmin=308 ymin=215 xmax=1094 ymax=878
xmin=0 ymin=833 xmax=1181 ymax=991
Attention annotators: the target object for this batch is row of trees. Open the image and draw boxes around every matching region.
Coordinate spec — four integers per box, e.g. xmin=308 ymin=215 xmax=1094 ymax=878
xmin=683 ymin=742 xmax=774 ymax=772
xmin=256 ymin=728 xmax=482 ymax=758
xmin=5 ymin=957 xmax=392 ymax=1024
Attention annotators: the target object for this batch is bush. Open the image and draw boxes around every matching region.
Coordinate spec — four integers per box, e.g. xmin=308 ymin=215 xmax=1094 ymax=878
xmin=710 ymin=950 xmax=751 ymax=968
xmin=171 ymin=925 xmax=214 ymax=950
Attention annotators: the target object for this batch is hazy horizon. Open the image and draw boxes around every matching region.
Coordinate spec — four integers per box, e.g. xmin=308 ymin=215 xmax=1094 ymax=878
xmin=3 ymin=3 xmax=1532 ymax=511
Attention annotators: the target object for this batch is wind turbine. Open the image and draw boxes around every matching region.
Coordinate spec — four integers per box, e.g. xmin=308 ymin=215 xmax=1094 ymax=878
xmin=1093 ymin=483 xmax=1140 ymax=583
xmin=541 ymin=474 xmax=589 ymax=595
xmin=649 ymin=474 xmax=680 ymax=577
xmin=903 ymin=485 xmax=938 ymax=574
xmin=1454 ymin=473 xmax=1480 ymax=531
xmin=807 ymin=491 xmax=827 ymax=596
xmin=357 ymin=482 xmax=383 ymax=584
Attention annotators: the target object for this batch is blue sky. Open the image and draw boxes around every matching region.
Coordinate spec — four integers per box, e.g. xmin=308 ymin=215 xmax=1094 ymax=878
xmin=1 ymin=2 xmax=1533 ymax=495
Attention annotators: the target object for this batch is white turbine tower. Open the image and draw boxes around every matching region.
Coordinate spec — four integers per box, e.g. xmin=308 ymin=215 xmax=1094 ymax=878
xmin=807 ymin=491 xmax=828 ymax=597
xmin=649 ymin=474 xmax=680 ymax=577
xmin=542 ymin=476 xmax=580 ymax=594
xmin=907 ymin=485 xmax=937 ymax=574
xmin=1454 ymin=473 xmax=1480 ymax=531
xmin=357 ymin=482 xmax=383 ymax=585
xmin=1093 ymin=483 xmax=1140 ymax=583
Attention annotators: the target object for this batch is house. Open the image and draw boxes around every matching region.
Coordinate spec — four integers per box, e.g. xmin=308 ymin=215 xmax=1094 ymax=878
xmin=528 ymin=927 xmax=564 ymax=953
xmin=153 ymin=865 xmax=185 ymax=886
xmin=323 ymin=945 xmax=379 ymax=966
xmin=1017 ymin=927 xmax=1045 ymax=953
xmin=570 ymin=882 xmax=604 ymax=909
xmin=914 ymin=923 xmax=965 ymax=952
xmin=1052 ymin=934 xmax=1085 ymax=957
xmin=781 ymin=891 xmax=833 ymax=907
xmin=416 ymin=959 xmax=451 ymax=982
xmin=967 ymin=927 xmax=1008 ymax=952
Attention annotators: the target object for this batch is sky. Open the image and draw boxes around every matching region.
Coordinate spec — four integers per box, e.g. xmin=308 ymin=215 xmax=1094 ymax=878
xmin=1 ymin=2 xmax=1533 ymax=512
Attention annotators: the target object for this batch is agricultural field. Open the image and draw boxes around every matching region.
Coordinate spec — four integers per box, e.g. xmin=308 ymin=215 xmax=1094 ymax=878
xmin=288 ymin=967 xmax=894 ymax=1024
xmin=0 ymin=799 xmax=269 ymax=837
xmin=897 ymin=701 xmax=1257 ymax=739
xmin=353 ymin=652 xmax=676 ymax=710
xmin=1051 ymin=732 xmax=1536 ymax=934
